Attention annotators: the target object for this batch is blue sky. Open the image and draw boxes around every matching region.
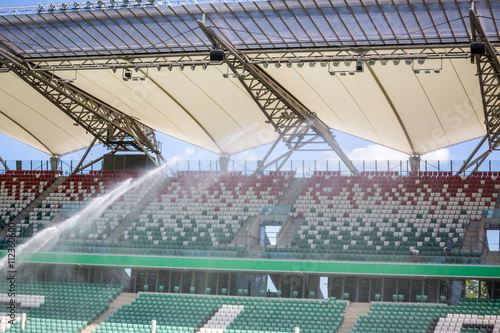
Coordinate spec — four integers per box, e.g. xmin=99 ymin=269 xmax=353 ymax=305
xmin=0 ymin=0 xmax=497 ymax=167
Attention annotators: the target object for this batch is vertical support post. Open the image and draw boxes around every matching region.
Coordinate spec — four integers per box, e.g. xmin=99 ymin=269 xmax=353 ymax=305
xmin=151 ymin=319 xmax=157 ymax=333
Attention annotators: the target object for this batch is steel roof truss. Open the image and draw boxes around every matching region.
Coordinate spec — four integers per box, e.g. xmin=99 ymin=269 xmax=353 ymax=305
xmin=457 ymin=7 xmax=500 ymax=174
xmin=0 ymin=47 xmax=164 ymax=166
xmin=198 ymin=20 xmax=358 ymax=174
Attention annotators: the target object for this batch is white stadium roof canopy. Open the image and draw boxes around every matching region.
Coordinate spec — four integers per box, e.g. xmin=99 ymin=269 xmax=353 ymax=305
xmin=0 ymin=0 xmax=499 ymax=158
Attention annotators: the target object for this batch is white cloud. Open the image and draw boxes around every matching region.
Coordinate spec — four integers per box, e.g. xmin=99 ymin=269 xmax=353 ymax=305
xmin=346 ymin=145 xmax=408 ymax=161
xmin=321 ymin=144 xmax=450 ymax=162
xmin=422 ymin=148 xmax=450 ymax=161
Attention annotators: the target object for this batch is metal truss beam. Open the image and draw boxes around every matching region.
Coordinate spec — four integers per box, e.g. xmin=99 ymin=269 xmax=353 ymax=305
xmin=23 ymin=44 xmax=481 ymax=72
xmin=0 ymin=156 xmax=8 ymax=171
xmin=0 ymin=48 xmax=165 ymax=169
xmin=456 ymin=8 xmax=500 ymax=175
xmin=198 ymin=20 xmax=358 ymax=175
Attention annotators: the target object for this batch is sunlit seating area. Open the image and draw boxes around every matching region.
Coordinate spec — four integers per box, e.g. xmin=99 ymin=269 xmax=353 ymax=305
xmin=289 ymin=171 xmax=498 ymax=259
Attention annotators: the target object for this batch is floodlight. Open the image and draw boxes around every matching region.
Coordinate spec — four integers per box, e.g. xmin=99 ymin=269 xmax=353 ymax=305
xmin=320 ymin=62 xmax=328 ymax=68
xmin=112 ymin=67 xmax=117 ymax=73
xmin=202 ymin=64 xmax=208 ymax=70
xmin=122 ymin=0 xmax=130 ymax=6
xmin=263 ymin=62 xmax=269 ymax=68
xmin=73 ymin=2 xmax=80 ymax=9
xmin=275 ymin=62 xmax=281 ymax=68
xmin=333 ymin=61 xmax=340 ymax=67
xmin=405 ymin=59 xmax=412 ymax=65
xmin=61 ymin=3 xmax=69 ymax=10
xmin=309 ymin=62 xmax=316 ymax=68
xmin=286 ymin=62 xmax=292 ymax=68
xmin=147 ymin=0 xmax=155 ymax=5
xmin=168 ymin=65 xmax=173 ymax=71
xmin=393 ymin=60 xmax=400 ymax=65
xmin=135 ymin=66 xmax=139 ymax=72
xmin=157 ymin=65 xmax=161 ymax=71
xmin=470 ymin=42 xmax=485 ymax=55
xmin=380 ymin=60 xmax=388 ymax=66
xmin=85 ymin=1 xmax=94 ymax=9
xmin=49 ymin=4 xmax=57 ymax=11
xmin=356 ymin=61 xmax=363 ymax=72
xmin=109 ymin=0 xmax=116 ymax=7
xmin=344 ymin=61 xmax=351 ymax=67
xmin=209 ymin=50 xmax=224 ymax=61
xmin=417 ymin=59 xmax=425 ymax=65
xmin=297 ymin=62 xmax=304 ymax=68
xmin=368 ymin=60 xmax=375 ymax=66
xmin=135 ymin=0 xmax=142 ymax=5
xmin=179 ymin=64 xmax=184 ymax=71
xmin=191 ymin=64 xmax=196 ymax=71
xmin=97 ymin=1 xmax=105 ymax=8
xmin=38 ymin=4 xmax=44 ymax=12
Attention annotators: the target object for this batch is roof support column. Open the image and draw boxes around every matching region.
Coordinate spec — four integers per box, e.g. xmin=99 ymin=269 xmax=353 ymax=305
xmin=456 ymin=7 xmax=500 ymax=175
xmin=0 ymin=156 xmax=8 ymax=171
xmin=0 ymin=47 xmax=165 ymax=170
xmin=197 ymin=21 xmax=358 ymax=175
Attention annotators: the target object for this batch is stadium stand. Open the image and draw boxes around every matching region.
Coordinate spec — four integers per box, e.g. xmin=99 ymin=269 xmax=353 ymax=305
xmin=287 ymin=171 xmax=498 ymax=262
xmin=93 ymin=293 xmax=345 ymax=333
xmin=352 ymin=299 xmax=500 ymax=333
xmin=0 ymin=280 xmax=123 ymax=333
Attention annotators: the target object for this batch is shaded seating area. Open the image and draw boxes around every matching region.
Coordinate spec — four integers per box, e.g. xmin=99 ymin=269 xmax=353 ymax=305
xmin=0 ymin=280 xmax=123 ymax=333
xmin=95 ymin=293 xmax=345 ymax=333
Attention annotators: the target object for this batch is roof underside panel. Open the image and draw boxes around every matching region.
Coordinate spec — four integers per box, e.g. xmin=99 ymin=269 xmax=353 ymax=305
xmin=0 ymin=72 xmax=93 ymax=156
xmin=69 ymin=67 xmax=277 ymax=156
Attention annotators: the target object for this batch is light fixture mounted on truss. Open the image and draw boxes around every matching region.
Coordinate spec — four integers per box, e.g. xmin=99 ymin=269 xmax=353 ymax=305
xmin=122 ymin=68 xmax=148 ymax=81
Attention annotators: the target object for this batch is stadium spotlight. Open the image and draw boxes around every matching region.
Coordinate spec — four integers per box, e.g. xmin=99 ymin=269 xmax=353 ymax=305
xmin=179 ymin=64 xmax=184 ymax=71
xmin=112 ymin=67 xmax=117 ymax=73
xmin=368 ymin=60 xmax=375 ymax=66
xmin=202 ymin=64 xmax=208 ymax=70
xmin=85 ymin=1 xmax=94 ymax=9
xmin=393 ymin=60 xmax=400 ymax=65
xmin=333 ymin=61 xmax=340 ymax=67
xmin=320 ymin=62 xmax=328 ymax=68
xmin=275 ymin=62 xmax=281 ymax=68
xmin=405 ymin=59 xmax=412 ymax=65
xmin=73 ymin=2 xmax=80 ymax=9
xmin=122 ymin=0 xmax=130 ymax=7
xmin=263 ymin=62 xmax=269 ymax=68
xmin=123 ymin=69 xmax=132 ymax=81
xmin=147 ymin=0 xmax=156 ymax=5
xmin=109 ymin=0 xmax=116 ymax=7
xmin=191 ymin=64 xmax=196 ymax=71
xmin=61 ymin=3 xmax=69 ymax=10
xmin=417 ymin=59 xmax=425 ymax=65
xmin=470 ymin=41 xmax=485 ymax=55
xmin=380 ymin=60 xmax=388 ymax=66
xmin=344 ymin=61 xmax=351 ymax=67
xmin=209 ymin=49 xmax=224 ymax=61
xmin=49 ymin=4 xmax=57 ymax=11
xmin=38 ymin=4 xmax=44 ymax=12
xmin=157 ymin=65 xmax=161 ymax=71
xmin=168 ymin=65 xmax=173 ymax=71
xmin=297 ymin=62 xmax=304 ymax=68
xmin=309 ymin=62 xmax=316 ymax=68
xmin=286 ymin=62 xmax=292 ymax=68
xmin=96 ymin=1 xmax=105 ymax=8
xmin=356 ymin=61 xmax=363 ymax=72
xmin=135 ymin=0 xmax=143 ymax=5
